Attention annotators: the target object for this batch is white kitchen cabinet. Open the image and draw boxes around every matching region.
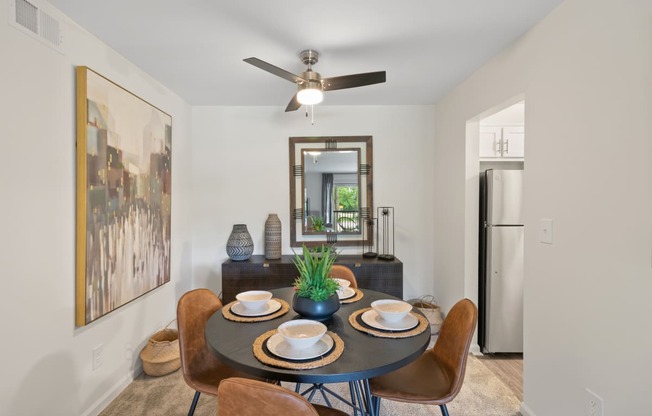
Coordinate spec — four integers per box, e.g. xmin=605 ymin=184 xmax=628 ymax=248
xmin=479 ymin=126 xmax=524 ymax=160
xmin=479 ymin=126 xmax=502 ymax=158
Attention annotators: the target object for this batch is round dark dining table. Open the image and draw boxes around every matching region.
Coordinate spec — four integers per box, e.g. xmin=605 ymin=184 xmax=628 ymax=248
xmin=205 ymin=287 xmax=431 ymax=385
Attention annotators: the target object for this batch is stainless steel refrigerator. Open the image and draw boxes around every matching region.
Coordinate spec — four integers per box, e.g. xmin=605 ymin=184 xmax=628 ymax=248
xmin=478 ymin=169 xmax=524 ymax=353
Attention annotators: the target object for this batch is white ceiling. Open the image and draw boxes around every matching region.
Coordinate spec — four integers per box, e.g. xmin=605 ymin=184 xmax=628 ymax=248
xmin=304 ymin=150 xmax=357 ymax=174
xmin=50 ymin=0 xmax=563 ymax=107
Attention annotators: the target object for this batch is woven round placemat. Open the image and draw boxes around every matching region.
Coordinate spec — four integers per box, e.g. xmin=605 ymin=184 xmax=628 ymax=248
xmin=222 ymin=299 xmax=290 ymax=323
xmin=253 ymin=329 xmax=344 ymax=370
xmin=348 ymin=307 xmax=429 ymax=338
xmin=340 ymin=288 xmax=364 ymax=304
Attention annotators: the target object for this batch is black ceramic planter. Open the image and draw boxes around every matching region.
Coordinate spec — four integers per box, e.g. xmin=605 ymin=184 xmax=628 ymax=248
xmin=292 ymin=293 xmax=340 ymax=321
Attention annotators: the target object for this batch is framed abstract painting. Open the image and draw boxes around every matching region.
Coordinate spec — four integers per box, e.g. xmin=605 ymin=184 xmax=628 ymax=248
xmin=75 ymin=66 xmax=172 ymax=326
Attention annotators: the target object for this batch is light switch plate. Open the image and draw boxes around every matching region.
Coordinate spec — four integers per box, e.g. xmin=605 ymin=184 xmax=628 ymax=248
xmin=539 ymin=219 xmax=553 ymax=244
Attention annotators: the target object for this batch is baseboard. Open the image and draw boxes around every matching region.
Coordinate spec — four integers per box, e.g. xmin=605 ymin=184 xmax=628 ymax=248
xmin=81 ymin=364 xmax=143 ymax=416
xmin=520 ymin=401 xmax=536 ymax=416
xmin=469 ymin=343 xmax=482 ymax=355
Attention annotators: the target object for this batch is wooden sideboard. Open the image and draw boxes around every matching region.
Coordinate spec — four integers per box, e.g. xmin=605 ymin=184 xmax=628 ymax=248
xmin=221 ymin=255 xmax=403 ymax=303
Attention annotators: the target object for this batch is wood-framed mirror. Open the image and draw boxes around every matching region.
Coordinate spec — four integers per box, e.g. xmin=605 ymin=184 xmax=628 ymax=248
xmin=289 ymin=136 xmax=373 ymax=247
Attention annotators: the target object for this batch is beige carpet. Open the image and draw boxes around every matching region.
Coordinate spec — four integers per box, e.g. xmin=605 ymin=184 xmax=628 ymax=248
xmin=100 ymin=355 xmax=521 ymax=416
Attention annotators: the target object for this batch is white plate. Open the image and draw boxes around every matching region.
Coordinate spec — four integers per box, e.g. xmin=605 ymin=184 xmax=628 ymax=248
xmin=267 ymin=333 xmax=334 ymax=360
xmin=338 ymin=287 xmax=356 ymax=300
xmin=230 ymin=299 xmax=281 ymax=317
xmin=361 ymin=309 xmax=419 ymax=331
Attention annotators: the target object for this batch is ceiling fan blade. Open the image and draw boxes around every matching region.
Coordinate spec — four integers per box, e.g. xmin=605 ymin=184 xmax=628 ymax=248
xmin=322 ymin=71 xmax=386 ymax=91
xmin=244 ymin=57 xmax=306 ymax=84
xmin=285 ymin=93 xmax=301 ymax=112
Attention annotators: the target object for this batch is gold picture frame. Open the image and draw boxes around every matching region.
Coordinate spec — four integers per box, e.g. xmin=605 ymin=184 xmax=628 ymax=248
xmin=75 ymin=67 xmax=172 ymax=326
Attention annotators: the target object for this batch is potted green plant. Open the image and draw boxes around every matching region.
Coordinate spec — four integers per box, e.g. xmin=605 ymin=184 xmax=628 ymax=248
xmin=291 ymin=244 xmax=340 ymax=320
xmin=310 ymin=215 xmax=325 ymax=231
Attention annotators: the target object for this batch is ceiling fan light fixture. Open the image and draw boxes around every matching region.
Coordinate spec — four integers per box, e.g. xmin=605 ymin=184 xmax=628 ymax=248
xmin=297 ymin=85 xmax=324 ymax=105
xmin=244 ymin=50 xmax=386 ymax=112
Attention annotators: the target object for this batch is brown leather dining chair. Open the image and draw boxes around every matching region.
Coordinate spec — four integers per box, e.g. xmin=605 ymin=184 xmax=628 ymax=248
xmin=217 ymin=377 xmax=348 ymax=416
xmin=369 ymin=298 xmax=478 ymax=416
xmin=329 ymin=264 xmax=358 ymax=288
xmin=177 ymin=289 xmax=267 ymax=416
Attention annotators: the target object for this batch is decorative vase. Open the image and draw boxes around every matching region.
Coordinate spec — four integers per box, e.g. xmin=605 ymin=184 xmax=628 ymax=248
xmin=226 ymin=224 xmax=254 ymax=261
xmin=264 ymin=213 xmax=282 ymax=260
xmin=292 ymin=293 xmax=341 ymax=321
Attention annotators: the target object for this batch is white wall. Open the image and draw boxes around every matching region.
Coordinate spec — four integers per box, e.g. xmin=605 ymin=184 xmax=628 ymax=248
xmin=0 ymin=2 xmax=192 ymax=415
xmin=305 ymin=172 xmax=322 ymax=218
xmin=433 ymin=0 xmax=652 ymax=414
xmin=191 ymin=106 xmax=436 ymax=300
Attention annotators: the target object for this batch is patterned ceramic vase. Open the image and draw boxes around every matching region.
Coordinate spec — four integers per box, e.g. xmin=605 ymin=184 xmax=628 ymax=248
xmin=264 ymin=213 xmax=282 ymax=260
xmin=226 ymin=224 xmax=254 ymax=261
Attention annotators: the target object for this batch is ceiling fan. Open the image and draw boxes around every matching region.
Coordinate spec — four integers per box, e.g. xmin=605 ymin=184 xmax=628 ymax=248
xmin=244 ymin=50 xmax=386 ymax=112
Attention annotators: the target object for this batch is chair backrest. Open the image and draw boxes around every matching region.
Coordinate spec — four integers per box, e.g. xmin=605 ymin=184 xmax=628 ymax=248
xmin=217 ymin=378 xmax=321 ymax=416
xmin=430 ymin=298 xmax=478 ymax=399
xmin=177 ymin=289 xmax=223 ymax=387
xmin=329 ymin=265 xmax=358 ymax=288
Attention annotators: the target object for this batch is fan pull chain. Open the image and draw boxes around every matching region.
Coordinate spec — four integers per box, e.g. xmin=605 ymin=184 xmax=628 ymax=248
xmin=303 ymin=105 xmax=316 ymax=125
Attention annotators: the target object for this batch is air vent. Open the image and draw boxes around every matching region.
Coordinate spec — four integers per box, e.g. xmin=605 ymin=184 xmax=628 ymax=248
xmin=15 ymin=0 xmax=37 ymax=33
xmin=8 ymin=0 xmax=64 ymax=54
xmin=39 ymin=8 xmax=60 ymax=46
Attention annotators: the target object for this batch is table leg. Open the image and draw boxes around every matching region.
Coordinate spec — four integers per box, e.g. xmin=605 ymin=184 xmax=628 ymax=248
xmin=348 ymin=381 xmax=359 ymax=416
xmin=357 ymin=379 xmax=377 ymax=416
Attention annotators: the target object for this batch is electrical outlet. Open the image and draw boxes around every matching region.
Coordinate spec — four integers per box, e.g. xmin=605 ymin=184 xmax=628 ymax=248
xmin=585 ymin=388 xmax=604 ymax=416
xmin=92 ymin=344 xmax=104 ymax=370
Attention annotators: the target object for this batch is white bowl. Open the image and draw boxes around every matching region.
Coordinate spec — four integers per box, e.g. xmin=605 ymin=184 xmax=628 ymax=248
xmin=235 ymin=290 xmax=272 ymax=310
xmin=333 ymin=278 xmax=351 ymax=289
xmin=277 ymin=319 xmax=327 ymax=349
xmin=371 ymin=299 xmax=413 ymax=322
xmin=334 ymin=278 xmax=351 ymax=296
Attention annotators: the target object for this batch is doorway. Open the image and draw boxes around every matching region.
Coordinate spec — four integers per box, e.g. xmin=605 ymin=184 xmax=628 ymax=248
xmin=465 ymin=98 xmax=525 ymax=399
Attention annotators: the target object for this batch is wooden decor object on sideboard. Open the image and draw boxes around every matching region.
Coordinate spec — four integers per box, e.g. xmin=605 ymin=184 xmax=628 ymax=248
xmin=221 ymin=255 xmax=403 ymax=304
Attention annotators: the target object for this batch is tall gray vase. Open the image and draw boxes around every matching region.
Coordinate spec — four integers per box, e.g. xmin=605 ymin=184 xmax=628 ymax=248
xmin=264 ymin=213 xmax=282 ymax=260
xmin=226 ymin=224 xmax=254 ymax=261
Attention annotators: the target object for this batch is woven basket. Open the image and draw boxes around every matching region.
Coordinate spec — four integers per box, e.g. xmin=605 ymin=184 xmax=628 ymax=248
xmin=140 ymin=328 xmax=180 ymax=376
xmin=413 ymin=295 xmax=443 ymax=335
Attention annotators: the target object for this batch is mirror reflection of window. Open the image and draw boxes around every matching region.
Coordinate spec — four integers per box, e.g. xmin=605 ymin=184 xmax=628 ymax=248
xmin=302 ymin=149 xmax=360 ymax=233
xmin=334 ymin=181 xmax=359 ymax=232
